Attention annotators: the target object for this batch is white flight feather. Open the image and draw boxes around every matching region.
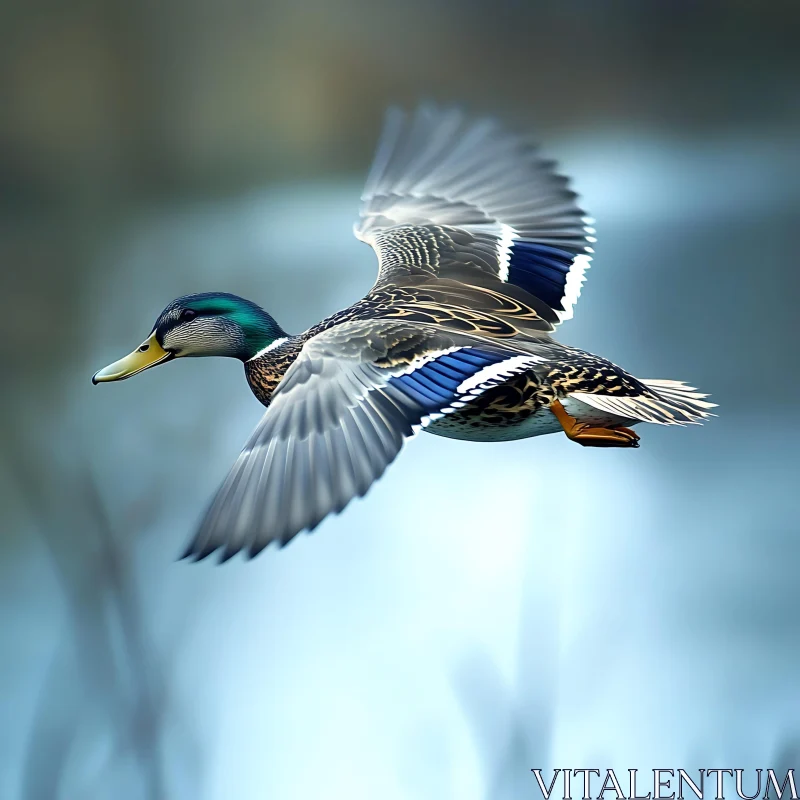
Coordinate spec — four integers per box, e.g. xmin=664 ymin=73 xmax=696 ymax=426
xmin=495 ymin=223 xmax=516 ymax=283
xmin=457 ymin=355 xmax=544 ymax=395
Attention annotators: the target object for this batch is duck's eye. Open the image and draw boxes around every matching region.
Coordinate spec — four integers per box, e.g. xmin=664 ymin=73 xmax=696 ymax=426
xmin=180 ymin=309 xmax=197 ymax=322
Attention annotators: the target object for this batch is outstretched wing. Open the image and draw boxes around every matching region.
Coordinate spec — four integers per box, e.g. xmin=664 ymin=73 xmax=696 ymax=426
xmin=183 ymin=320 xmax=542 ymax=561
xmin=355 ymin=105 xmax=596 ymax=325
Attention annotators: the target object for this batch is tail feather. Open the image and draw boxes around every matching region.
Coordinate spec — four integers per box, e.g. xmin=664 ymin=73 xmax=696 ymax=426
xmin=572 ymin=379 xmax=717 ymax=426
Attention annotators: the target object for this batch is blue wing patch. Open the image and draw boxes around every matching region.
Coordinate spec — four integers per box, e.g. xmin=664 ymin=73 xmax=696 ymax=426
xmin=507 ymin=241 xmax=582 ymax=313
xmin=389 ymin=348 xmax=508 ymax=413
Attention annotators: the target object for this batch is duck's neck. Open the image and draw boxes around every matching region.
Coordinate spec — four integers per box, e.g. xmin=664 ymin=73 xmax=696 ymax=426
xmin=243 ymin=334 xmax=307 ymax=407
xmin=241 ymin=309 xmax=357 ymax=406
xmin=233 ymin=307 xmax=287 ymax=362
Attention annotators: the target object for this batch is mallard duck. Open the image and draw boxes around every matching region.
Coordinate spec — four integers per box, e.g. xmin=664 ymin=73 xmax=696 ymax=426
xmin=93 ymin=106 xmax=715 ymax=561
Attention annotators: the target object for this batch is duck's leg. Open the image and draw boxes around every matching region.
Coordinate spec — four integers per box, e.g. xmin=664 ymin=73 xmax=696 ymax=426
xmin=549 ymin=399 xmax=640 ymax=448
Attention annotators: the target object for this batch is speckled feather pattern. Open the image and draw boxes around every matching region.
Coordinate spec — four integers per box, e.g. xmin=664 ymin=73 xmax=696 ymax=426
xmin=244 ymin=282 xmax=653 ymax=415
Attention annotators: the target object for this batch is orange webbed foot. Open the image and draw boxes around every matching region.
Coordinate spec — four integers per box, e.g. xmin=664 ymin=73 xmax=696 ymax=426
xmin=550 ymin=400 xmax=640 ymax=449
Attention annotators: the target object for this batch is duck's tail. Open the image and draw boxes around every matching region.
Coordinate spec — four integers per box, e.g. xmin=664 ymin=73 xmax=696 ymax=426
xmin=573 ymin=379 xmax=717 ymax=425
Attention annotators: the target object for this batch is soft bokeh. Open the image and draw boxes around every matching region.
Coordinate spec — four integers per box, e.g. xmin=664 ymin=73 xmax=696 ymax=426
xmin=2 ymin=2 xmax=799 ymax=799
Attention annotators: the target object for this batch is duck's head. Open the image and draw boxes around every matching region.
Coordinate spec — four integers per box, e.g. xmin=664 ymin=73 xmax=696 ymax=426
xmin=92 ymin=292 xmax=286 ymax=384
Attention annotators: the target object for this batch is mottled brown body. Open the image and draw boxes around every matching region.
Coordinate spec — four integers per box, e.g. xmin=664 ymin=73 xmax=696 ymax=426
xmin=426 ymin=354 xmax=646 ymax=440
xmin=441 ymin=372 xmax=545 ymax=431
xmin=243 ymin=281 xmax=651 ymax=444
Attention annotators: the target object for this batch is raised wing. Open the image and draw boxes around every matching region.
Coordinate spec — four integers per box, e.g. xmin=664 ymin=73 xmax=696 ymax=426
xmin=355 ymin=105 xmax=596 ymax=326
xmin=182 ymin=320 xmax=541 ymax=561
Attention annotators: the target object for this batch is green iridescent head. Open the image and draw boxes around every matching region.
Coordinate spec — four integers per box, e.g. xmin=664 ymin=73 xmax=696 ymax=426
xmin=92 ymin=292 xmax=286 ymax=383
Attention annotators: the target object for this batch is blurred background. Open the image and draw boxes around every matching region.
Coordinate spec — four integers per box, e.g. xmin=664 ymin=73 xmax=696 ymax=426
xmin=2 ymin=1 xmax=799 ymax=798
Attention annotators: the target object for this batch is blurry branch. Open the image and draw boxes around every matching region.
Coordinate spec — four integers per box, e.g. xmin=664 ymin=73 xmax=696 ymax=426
xmin=20 ymin=640 xmax=82 ymax=800
xmin=5 ymin=427 xmax=199 ymax=800
xmin=452 ymin=549 xmax=558 ymax=800
xmin=82 ymin=476 xmax=169 ymax=800
xmin=452 ymin=651 xmax=537 ymax=800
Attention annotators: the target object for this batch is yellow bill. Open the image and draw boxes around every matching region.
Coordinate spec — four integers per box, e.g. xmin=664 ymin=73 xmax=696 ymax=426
xmin=92 ymin=332 xmax=172 ymax=384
